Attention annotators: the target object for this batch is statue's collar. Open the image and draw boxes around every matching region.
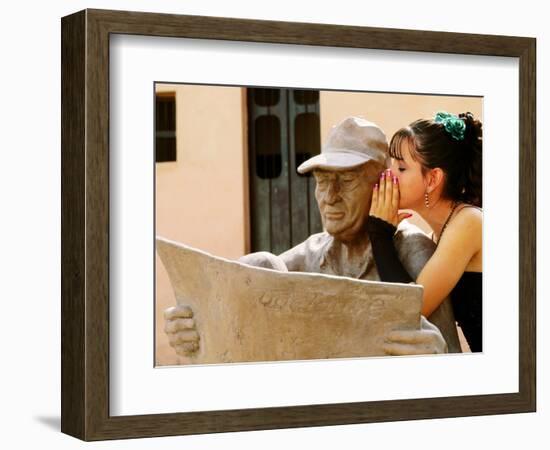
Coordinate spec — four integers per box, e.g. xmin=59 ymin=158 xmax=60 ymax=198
xmin=320 ymin=233 xmax=374 ymax=279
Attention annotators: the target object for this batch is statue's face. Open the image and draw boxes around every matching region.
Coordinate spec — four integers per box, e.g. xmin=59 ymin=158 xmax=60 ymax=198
xmin=313 ymin=164 xmax=374 ymax=242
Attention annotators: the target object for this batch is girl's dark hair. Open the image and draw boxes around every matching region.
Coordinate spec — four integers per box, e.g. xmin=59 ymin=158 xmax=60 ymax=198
xmin=389 ymin=112 xmax=482 ymax=207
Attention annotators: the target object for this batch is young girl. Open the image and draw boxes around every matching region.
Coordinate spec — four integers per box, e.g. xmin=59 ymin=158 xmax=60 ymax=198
xmin=367 ymin=111 xmax=482 ymax=352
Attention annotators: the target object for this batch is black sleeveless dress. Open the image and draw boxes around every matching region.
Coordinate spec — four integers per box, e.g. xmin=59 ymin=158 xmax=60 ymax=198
xmin=450 ymin=272 xmax=482 ymax=352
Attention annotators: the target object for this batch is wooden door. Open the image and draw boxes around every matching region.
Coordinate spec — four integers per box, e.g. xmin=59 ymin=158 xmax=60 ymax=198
xmin=247 ymin=88 xmax=323 ymax=254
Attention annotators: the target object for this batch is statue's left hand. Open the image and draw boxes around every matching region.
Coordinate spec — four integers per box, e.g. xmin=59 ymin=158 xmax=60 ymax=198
xmin=164 ymin=305 xmax=200 ymax=356
xmin=383 ymin=316 xmax=448 ymax=355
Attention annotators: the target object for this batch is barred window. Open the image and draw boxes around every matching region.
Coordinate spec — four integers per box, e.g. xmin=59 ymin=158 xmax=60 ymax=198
xmin=155 ymin=92 xmax=177 ymax=162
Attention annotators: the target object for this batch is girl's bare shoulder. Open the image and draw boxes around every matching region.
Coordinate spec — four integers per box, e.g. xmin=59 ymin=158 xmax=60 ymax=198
xmin=451 ymin=204 xmax=482 ymax=227
xmin=444 ymin=204 xmax=482 ymax=247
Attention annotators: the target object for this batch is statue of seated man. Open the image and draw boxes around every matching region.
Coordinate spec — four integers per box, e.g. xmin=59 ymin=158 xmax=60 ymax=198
xmin=164 ymin=116 xmax=461 ymax=358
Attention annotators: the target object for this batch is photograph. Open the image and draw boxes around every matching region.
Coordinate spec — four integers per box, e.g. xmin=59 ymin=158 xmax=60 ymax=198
xmin=58 ymin=8 xmax=536 ymax=441
xmin=154 ymin=83 xmax=483 ymax=366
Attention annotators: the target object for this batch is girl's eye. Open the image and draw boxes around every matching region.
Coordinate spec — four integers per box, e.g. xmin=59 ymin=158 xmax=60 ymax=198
xmin=398 ymin=167 xmax=406 ymax=172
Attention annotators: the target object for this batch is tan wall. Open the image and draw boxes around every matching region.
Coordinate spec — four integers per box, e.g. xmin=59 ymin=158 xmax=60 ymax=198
xmin=320 ymin=91 xmax=482 ymax=233
xmin=320 ymin=90 xmax=482 ymax=143
xmin=156 ymin=87 xmax=481 ymax=364
xmin=155 ymin=84 xmax=248 ymax=365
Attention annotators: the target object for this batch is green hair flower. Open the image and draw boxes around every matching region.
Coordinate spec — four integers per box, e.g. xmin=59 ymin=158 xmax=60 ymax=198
xmin=434 ymin=111 xmax=466 ymax=141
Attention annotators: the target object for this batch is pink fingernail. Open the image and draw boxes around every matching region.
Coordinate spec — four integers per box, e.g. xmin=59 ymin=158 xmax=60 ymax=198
xmin=393 ymin=176 xmax=397 ymax=184
xmin=380 ymin=172 xmax=385 ymax=178
xmin=374 ymin=183 xmax=378 ymax=190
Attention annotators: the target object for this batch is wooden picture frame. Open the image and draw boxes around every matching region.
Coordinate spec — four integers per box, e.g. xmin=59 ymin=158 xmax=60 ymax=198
xmin=61 ymin=9 xmax=536 ymax=441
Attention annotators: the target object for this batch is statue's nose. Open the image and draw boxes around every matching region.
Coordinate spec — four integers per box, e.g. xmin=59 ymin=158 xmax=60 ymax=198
xmin=325 ymin=181 xmax=340 ymax=204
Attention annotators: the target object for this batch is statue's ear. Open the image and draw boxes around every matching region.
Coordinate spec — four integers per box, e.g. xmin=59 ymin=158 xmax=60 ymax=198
xmin=364 ymin=161 xmax=385 ymax=182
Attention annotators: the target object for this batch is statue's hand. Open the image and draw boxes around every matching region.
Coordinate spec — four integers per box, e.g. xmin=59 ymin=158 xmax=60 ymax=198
xmin=383 ymin=316 xmax=448 ymax=356
xmin=164 ymin=305 xmax=200 ymax=356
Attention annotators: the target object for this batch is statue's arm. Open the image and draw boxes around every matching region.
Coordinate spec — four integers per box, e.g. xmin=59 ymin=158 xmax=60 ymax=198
xmin=240 ymin=231 xmax=328 ymax=273
xmin=238 ymin=232 xmax=327 ymax=272
xmin=238 ymin=252 xmax=288 ymax=271
xmin=278 ymin=242 xmax=307 ymax=272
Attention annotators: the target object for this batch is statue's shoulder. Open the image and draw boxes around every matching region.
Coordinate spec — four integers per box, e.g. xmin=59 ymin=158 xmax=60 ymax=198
xmin=395 ymin=220 xmax=433 ymax=246
xmin=304 ymin=231 xmax=332 ymax=247
xmin=394 ymin=221 xmax=435 ymax=277
xmin=279 ymin=231 xmax=331 ymax=271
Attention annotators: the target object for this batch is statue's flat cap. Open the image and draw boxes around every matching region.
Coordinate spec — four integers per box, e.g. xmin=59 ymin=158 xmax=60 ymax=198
xmin=298 ymin=116 xmax=389 ymax=173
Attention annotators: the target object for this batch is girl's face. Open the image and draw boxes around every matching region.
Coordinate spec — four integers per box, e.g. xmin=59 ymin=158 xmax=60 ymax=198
xmin=390 ymin=140 xmax=427 ymax=210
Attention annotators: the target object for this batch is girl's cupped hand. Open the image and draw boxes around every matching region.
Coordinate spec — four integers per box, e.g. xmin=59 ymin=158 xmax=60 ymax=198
xmin=369 ymin=168 xmax=411 ymax=226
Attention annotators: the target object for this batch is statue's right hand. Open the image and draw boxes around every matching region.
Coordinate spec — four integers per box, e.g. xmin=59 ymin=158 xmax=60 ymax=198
xmin=164 ymin=305 xmax=200 ymax=356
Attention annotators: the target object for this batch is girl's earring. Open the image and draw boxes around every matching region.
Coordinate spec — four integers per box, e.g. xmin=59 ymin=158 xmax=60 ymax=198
xmin=424 ymin=191 xmax=430 ymax=208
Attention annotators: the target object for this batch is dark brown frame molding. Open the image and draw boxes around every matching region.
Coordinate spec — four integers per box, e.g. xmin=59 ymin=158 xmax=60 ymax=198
xmin=61 ymin=9 xmax=536 ymax=441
